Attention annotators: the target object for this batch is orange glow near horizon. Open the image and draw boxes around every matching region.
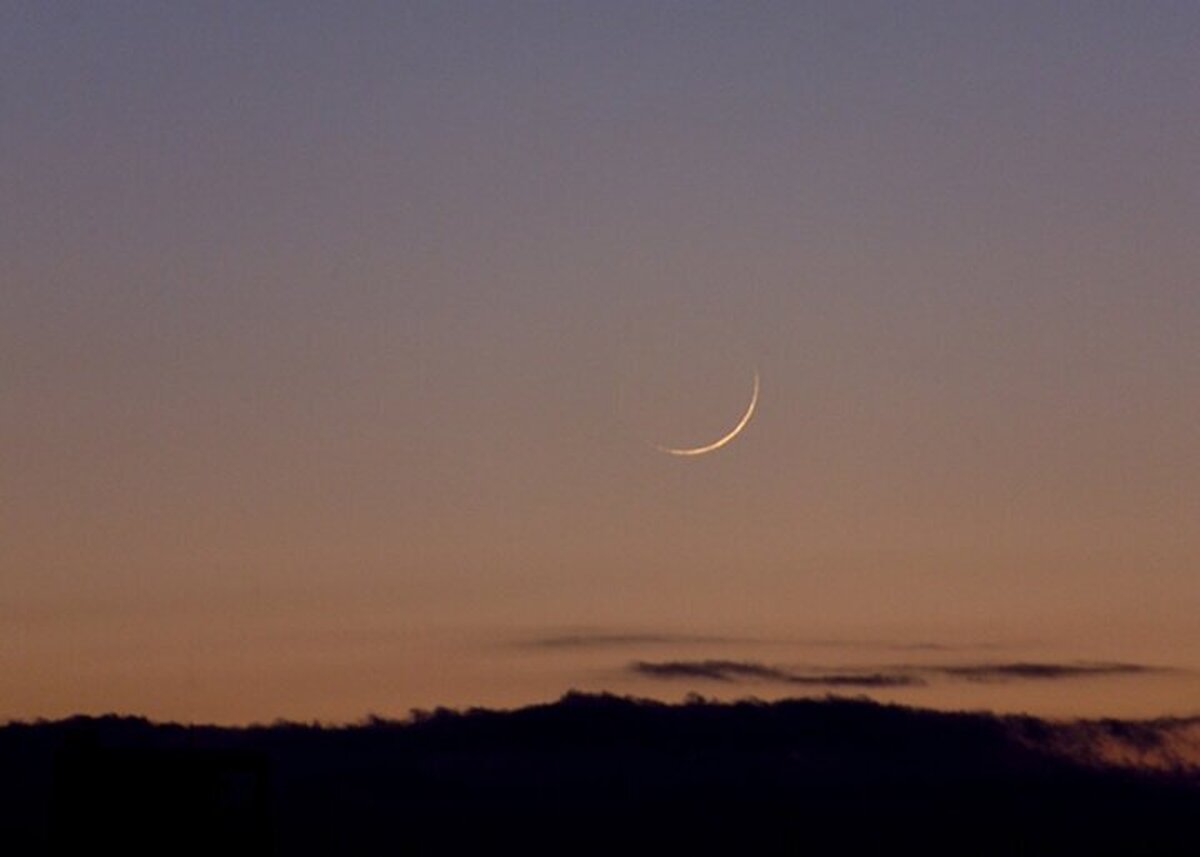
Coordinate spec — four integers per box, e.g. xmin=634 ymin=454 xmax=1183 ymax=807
xmin=3 ymin=5 xmax=1199 ymax=724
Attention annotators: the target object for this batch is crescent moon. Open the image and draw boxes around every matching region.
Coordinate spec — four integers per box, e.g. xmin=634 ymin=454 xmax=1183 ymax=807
xmin=655 ymin=370 xmax=760 ymax=457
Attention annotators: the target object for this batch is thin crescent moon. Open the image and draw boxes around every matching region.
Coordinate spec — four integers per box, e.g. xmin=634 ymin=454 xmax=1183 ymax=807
xmin=655 ymin=370 xmax=759 ymax=457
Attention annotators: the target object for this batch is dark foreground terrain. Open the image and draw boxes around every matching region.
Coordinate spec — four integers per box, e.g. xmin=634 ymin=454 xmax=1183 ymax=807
xmin=1 ymin=693 xmax=1197 ymax=855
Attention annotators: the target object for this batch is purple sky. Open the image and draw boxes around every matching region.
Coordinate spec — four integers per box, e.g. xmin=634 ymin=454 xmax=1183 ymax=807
xmin=3 ymin=3 xmax=1199 ymax=722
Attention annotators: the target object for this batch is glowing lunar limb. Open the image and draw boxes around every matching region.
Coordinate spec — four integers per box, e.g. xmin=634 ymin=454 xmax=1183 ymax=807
xmin=655 ymin=370 xmax=759 ymax=457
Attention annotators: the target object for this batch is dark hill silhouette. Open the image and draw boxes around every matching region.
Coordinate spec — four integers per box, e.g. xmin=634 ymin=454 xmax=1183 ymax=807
xmin=1 ymin=693 xmax=1197 ymax=855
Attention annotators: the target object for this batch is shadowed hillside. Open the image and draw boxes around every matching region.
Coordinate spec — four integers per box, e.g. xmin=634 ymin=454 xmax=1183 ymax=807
xmin=2 ymin=693 xmax=1197 ymax=855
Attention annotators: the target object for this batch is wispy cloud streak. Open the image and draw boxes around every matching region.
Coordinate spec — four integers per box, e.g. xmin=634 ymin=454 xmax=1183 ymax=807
xmin=934 ymin=662 xmax=1153 ymax=681
xmin=630 ymin=659 xmax=1166 ymax=688
xmin=630 ymin=660 xmax=922 ymax=687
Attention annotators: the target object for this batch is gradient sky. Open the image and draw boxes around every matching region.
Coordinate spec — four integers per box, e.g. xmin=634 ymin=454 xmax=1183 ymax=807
xmin=3 ymin=3 xmax=1199 ymax=723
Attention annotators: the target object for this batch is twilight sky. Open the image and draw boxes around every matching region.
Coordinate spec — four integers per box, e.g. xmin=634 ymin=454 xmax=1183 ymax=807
xmin=3 ymin=3 xmax=1199 ymax=723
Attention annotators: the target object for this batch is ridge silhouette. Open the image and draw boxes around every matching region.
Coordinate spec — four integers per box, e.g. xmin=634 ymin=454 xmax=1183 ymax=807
xmin=2 ymin=693 xmax=1197 ymax=855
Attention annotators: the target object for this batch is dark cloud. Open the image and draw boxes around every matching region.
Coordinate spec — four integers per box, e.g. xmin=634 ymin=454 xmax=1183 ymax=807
xmin=787 ymin=672 xmax=921 ymax=688
xmin=630 ymin=659 xmax=1164 ymax=688
xmin=630 ymin=660 xmax=922 ymax=687
xmin=631 ymin=660 xmax=791 ymax=682
xmin=795 ymin=640 xmax=1012 ymax=652
xmin=931 ymin=662 xmax=1156 ymax=682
